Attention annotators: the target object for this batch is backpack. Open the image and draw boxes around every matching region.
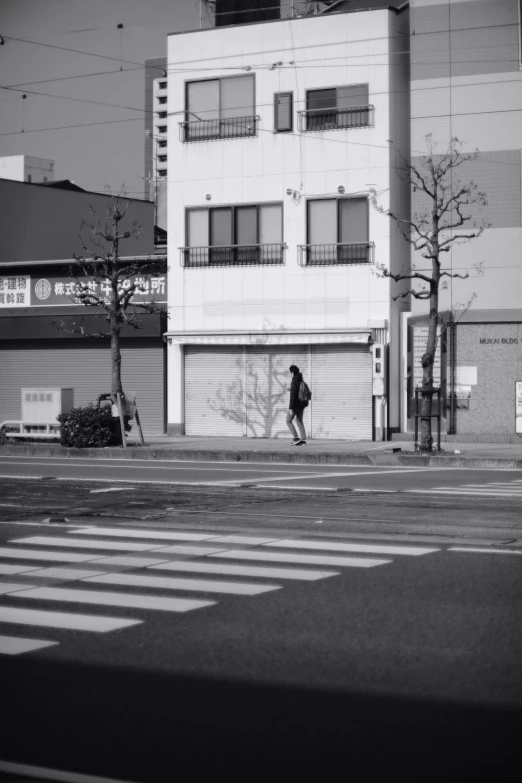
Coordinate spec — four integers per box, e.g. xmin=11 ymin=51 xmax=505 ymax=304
xmin=298 ymin=380 xmax=312 ymax=403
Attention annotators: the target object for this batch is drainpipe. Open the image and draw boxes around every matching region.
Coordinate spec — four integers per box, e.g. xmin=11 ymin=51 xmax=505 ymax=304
xmin=448 ymin=320 xmax=456 ymax=434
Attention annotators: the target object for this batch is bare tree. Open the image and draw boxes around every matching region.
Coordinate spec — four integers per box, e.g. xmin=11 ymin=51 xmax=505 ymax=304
xmin=371 ymin=135 xmax=487 ymax=452
xmin=53 ymin=194 xmax=167 ymax=399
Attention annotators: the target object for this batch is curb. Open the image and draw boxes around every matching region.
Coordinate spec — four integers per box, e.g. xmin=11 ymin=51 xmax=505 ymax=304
xmin=1 ymin=444 xmax=522 ymax=470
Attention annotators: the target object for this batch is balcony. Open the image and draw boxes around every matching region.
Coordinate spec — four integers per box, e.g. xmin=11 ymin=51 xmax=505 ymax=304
xmin=180 ymin=244 xmax=285 ymax=268
xmin=179 ymin=115 xmax=259 ymax=142
xmin=297 ymin=243 xmax=374 ymax=267
xmin=297 ymin=105 xmax=373 ymax=132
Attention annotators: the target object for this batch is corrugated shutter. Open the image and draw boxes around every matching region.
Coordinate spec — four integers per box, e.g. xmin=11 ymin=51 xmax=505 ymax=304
xmin=246 ymin=346 xmax=309 ymax=438
xmin=311 ymin=345 xmax=372 ymax=439
xmin=185 ymin=346 xmax=244 ymax=436
xmin=0 ymin=339 xmax=164 ymax=436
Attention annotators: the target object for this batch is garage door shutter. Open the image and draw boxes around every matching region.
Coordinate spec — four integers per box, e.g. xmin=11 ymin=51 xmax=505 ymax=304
xmin=185 ymin=346 xmax=244 ymax=436
xmin=311 ymin=345 xmax=372 ymax=439
xmin=0 ymin=339 xmax=164 ymax=436
xmin=246 ymin=346 xmax=309 ymax=438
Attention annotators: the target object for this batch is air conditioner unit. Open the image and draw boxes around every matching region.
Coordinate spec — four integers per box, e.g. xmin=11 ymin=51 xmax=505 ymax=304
xmin=21 ymin=388 xmax=74 ymax=423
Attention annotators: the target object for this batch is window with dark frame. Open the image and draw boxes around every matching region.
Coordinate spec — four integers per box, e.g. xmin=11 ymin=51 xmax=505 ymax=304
xmin=302 ymin=84 xmax=370 ymax=131
xmin=157 ymin=125 xmax=167 ymax=133
xmin=158 ymin=139 xmax=167 ymax=147
xmin=158 ymin=81 xmax=167 ymax=89
xmin=158 ymin=96 xmax=167 ymax=104
xmin=184 ymin=203 xmax=283 ymax=267
xmin=183 ymin=75 xmax=256 ymax=141
xmin=305 ymin=197 xmax=370 ymax=265
xmin=157 ymin=111 xmax=167 ymax=118
xmin=274 ymin=92 xmax=293 ymax=132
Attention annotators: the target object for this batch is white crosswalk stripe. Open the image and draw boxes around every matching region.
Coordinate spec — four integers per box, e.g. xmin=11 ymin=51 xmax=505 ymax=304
xmin=406 ymin=480 xmax=522 ymax=498
xmin=0 ymin=525 xmax=443 ymax=657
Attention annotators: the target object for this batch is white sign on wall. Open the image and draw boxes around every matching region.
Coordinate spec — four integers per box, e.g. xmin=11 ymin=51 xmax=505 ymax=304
xmin=516 ymin=381 xmax=522 ymax=434
xmin=0 ymin=275 xmax=30 ymax=307
xmin=455 ymin=366 xmax=478 ymax=386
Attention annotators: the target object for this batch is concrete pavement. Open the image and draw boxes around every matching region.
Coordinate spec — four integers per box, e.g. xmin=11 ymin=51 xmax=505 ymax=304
xmin=2 ymin=433 xmax=522 ymax=469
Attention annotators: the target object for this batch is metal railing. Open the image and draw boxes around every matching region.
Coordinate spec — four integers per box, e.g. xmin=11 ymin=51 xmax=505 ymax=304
xmin=297 ymin=105 xmax=373 ymax=132
xmin=179 ymin=115 xmax=259 ymax=142
xmin=297 ymin=242 xmax=374 ymax=266
xmin=180 ymin=244 xmax=286 ymax=268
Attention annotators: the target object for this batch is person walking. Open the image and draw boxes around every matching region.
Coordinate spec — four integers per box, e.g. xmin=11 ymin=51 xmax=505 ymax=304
xmin=287 ymin=364 xmax=307 ymax=445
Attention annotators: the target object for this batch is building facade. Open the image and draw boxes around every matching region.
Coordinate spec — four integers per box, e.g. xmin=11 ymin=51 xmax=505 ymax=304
xmin=406 ymin=0 xmax=522 ymax=440
xmin=0 ymin=155 xmax=55 ymax=184
xmin=0 ymin=179 xmax=167 ymax=436
xmin=166 ymin=5 xmax=410 ymax=440
xmin=144 ymin=57 xmax=169 ymax=230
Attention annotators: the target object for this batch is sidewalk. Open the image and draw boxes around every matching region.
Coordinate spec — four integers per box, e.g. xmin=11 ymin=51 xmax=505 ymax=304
xmin=3 ymin=434 xmax=522 ymax=469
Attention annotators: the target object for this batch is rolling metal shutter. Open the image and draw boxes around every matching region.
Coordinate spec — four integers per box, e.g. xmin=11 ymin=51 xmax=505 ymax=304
xmin=310 ymin=344 xmax=372 ymax=439
xmin=0 ymin=339 xmax=164 ymax=437
xmin=246 ymin=346 xmax=309 ymax=438
xmin=184 ymin=346 xmax=244 ymax=436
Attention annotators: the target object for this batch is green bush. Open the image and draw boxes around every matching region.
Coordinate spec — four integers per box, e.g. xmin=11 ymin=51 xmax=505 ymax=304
xmin=58 ymin=404 xmax=115 ymax=448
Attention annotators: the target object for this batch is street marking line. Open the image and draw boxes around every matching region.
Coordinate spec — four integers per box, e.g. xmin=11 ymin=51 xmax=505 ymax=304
xmin=0 ymin=564 xmax=42 ymax=574
xmin=0 ymin=635 xmax=59 ymax=655
xmin=12 ymin=586 xmax=217 ymax=613
xmin=0 ymin=547 xmax=100 ymax=563
xmin=0 ymin=759 xmax=137 ymax=783
xmin=263 ymin=540 xmax=439 ymax=556
xmin=88 ymin=555 xmax=175 ymax=567
xmin=0 ymin=606 xmax=142 ymax=632
xmin=84 ymin=573 xmax=280 ymax=596
xmin=253 ymin=485 xmax=338 ymax=491
xmin=9 ymin=536 xmax=172 ymax=552
xmin=90 ymin=487 xmax=136 ymax=494
xmin=75 ymin=527 xmax=218 ymax=542
xmin=405 ymin=488 xmax=522 ymax=497
xmin=217 ymin=466 xmax=442 ymax=486
xmin=449 ymin=547 xmax=522 ymax=555
xmin=209 ymin=550 xmax=391 ymax=568
xmin=149 ymin=561 xmax=339 ymax=581
xmin=23 ymin=567 xmax=110 ymax=580
xmin=0 ymin=582 xmax=35 ymax=594
xmin=149 ymin=544 xmax=230 ymax=556
xmin=205 ymin=535 xmax=280 ymax=545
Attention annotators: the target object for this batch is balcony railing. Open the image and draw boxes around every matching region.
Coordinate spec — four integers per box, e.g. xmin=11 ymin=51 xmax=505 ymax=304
xmin=297 ymin=105 xmax=373 ymax=132
xmin=297 ymin=242 xmax=374 ymax=267
xmin=179 ymin=115 xmax=259 ymax=142
xmin=180 ymin=244 xmax=286 ymax=268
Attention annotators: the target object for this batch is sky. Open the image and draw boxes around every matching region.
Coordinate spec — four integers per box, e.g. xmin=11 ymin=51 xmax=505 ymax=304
xmin=0 ymin=0 xmax=201 ymax=198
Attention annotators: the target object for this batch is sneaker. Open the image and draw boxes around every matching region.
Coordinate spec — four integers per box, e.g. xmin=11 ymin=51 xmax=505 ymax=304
xmin=296 ymin=439 xmax=306 ymax=446
xmin=291 ymin=438 xmax=300 ymax=445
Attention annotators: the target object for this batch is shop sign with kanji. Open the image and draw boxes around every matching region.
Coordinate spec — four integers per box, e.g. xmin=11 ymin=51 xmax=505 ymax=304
xmin=0 ymin=276 xmax=30 ymax=308
xmin=27 ymin=275 xmax=167 ymax=307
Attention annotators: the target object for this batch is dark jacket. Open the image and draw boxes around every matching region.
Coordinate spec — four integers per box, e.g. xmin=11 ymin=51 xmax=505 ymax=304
xmin=289 ymin=371 xmax=307 ymax=410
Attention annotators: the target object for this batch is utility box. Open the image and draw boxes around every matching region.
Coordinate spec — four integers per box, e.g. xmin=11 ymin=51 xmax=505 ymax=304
xmin=372 ymin=344 xmax=386 ymax=396
xmin=21 ymin=388 xmax=74 ymax=423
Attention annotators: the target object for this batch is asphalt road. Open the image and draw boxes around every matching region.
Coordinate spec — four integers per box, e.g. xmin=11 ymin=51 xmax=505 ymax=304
xmin=2 ymin=454 xmax=522 ymax=496
xmin=0 ymin=498 xmax=521 ymax=782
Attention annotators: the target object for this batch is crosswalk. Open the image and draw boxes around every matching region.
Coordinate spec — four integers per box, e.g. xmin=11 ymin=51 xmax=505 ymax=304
xmin=0 ymin=525 xmax=443 ymax=656
xmin=406 ymin=479 xmax=522 ymax=498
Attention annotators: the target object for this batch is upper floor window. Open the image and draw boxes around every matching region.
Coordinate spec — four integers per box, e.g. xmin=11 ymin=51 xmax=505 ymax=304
xmin=298 ymin=84 xmax=372 ymax=131
xmin=182 ymin=202 xmax=283 ymax=267
xmin=158 ymin=154 xmax=167 ymax=162
xmin=274 ymin=92 xmax=293 ymax=132
xmin=157 ymin=169 xmax=167 ymax=178
xmin=158 ymin=96 xmax=167 ymax=105
xmin=157 ymin=111 xmax=167 ymax=119
xmin=181 ymin=75 xmax=257 ymax=142
xmin=299 ymin=197 xmax=372 ymax=266
xmin=158 ymin=139 xmax=167 ymax=148
xmin=158 ymin=81 xmax=167 ymax=89
xmin=157 ymin=125 xmax=167 ymax=134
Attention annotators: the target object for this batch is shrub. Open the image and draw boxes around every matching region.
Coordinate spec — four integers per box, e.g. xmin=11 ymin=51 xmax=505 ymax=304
xmin=0 ymin=425 xmax=19 ymax=446
xmin=58 ymin=404 xmax=114 ymax=448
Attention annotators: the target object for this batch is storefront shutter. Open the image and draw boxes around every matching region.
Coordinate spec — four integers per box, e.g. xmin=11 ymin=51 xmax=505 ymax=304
xmin=184 ymin=346 xmax=244 ymax=436
xmin=0 ymin=339 xmax=164 ymax=437
xmin=311 ymin=344 xmax=372 ymax=439
xmin=246 ymin=346 xmax=309 ymax=438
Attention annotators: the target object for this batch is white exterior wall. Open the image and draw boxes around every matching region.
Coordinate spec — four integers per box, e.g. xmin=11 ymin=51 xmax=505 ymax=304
xmin=0 ymin=155 xmax=55 ymax=183
xmin=166 ymin=10 xmax=408 ymax=433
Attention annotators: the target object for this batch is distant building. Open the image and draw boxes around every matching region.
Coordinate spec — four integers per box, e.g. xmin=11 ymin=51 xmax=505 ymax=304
xmin=165 ymin=3 xmax=410 ymax=440
xmin=405 ymin=0 xmax=522 ymax=441
xmin=0 ymin=155 xmax=55 ymax=184
xmin=0 ymin=179 xmax=167 ymax=436
xmin=144 ymin=56 xmax=168 ymax=230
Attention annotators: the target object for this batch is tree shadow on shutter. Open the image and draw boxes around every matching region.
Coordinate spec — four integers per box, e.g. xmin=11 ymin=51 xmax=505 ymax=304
xmin=208 ymin=353 xmax=288 ymax=438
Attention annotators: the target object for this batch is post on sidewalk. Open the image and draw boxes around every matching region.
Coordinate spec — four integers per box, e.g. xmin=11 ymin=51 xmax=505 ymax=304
xmin=135 ymin=407 xmax=145 ymax=446
xmin=115 ymin=392 xmax=127 ymax=449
